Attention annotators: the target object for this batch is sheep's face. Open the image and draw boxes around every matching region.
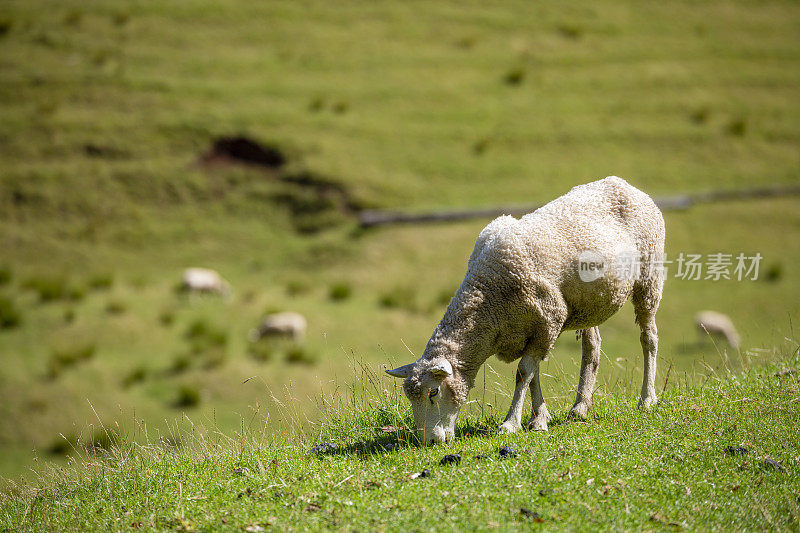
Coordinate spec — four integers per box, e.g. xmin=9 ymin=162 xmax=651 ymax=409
xmin=386 ymin=359 xmax=460 ymax=445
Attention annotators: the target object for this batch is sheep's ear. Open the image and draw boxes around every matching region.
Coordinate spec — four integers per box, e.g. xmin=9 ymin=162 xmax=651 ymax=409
xmin=386 ymin=363 xmax=414 ymax=378
xmin=429 ymin=359 xmax=453 ymax=380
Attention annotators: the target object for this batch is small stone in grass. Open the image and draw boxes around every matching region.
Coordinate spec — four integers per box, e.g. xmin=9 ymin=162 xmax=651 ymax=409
xmin=520 ymin=508 xmax=544 ymax=522
xmin=474 ymin=454 xmax=489 ymax=460
xmin=233 ymin=467 xmax=250 ymax=476
xmin=723 ymin=446 xmax=749 ymax=456
xmin=761 ymin=458 xmax=785 ymax=471
xmin=439 ymin=453 xmax=461 ymax=466
xmin=409 ymin=468 xmax=431 ymax=480
xmin=311 ymin=443 xmax=338 ymax=454
xmin=499 ymin=446 xmax=518 ymax=458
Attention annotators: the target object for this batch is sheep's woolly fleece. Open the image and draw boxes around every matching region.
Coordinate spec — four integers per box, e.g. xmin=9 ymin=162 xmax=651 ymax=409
xmin=404 ymin=176 xmax=665 ymax=407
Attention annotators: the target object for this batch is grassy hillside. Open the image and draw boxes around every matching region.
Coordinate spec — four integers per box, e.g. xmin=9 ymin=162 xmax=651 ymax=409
xmin=1 ymin=0 xmax=799 ymax=481
xmin=2 ymin=355 xmax=799 ymax=531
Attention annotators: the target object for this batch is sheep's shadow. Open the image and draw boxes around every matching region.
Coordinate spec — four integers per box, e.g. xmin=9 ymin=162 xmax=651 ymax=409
xmin=309 ymin=419 xmax=504 ymax=460
xmin=308 ymin=418 xmax=558 ymax=460
xmin=309 ymin=435 xmax=411 ymax=460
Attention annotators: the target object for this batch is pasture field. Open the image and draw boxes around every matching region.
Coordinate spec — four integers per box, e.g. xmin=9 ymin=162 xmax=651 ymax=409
xmin=1 ymin=356 xmax=799 ymax=531
xmin=1 ymin=0 xmax=799 ymax=486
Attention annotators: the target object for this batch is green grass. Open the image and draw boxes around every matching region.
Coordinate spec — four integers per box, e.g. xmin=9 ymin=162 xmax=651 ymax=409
xmin=1 ymin=353 xmax=798 ymax=531
xmin=0 ymin=0 xmax=799 ymax=484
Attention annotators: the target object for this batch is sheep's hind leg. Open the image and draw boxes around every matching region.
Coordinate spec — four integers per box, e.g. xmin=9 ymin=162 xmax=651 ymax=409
xmin=633 ymin=284 xmax=660 ymax=410
xmin=569 ymin=326 xmax=601 ymax=420
xmin=637 ymin=316 xmax=658 ymax=409
xmin=527 ymin=358 xmax=552 ymax=431
xmin=499 ymin=354 xmax=535 ymax=434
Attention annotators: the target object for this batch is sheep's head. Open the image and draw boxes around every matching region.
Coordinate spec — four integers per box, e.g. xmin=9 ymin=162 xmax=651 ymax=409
xmin=386 ymin=358 xmax=460 ymax=445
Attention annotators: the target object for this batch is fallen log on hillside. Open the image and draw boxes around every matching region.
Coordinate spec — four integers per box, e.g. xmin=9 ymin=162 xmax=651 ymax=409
xmin=358 ymin=183 xmax=800 ymax=228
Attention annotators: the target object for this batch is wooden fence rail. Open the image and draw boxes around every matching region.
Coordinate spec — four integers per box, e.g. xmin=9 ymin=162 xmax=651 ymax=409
xmin=358 ymin=183 xmax=800 ymax=229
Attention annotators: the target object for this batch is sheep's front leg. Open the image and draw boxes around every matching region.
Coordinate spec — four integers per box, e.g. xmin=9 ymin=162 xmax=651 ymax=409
xmin=499 ymin=354 xmax=535 ymax=434
xmin=527 ymin=359 xmax=551 ymax=431
xmin=569 ymin=327 xmax=601 ymax=420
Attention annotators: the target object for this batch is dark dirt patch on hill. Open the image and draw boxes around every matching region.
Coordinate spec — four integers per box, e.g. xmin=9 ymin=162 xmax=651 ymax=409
xmin=199 ymin=136 xmax=364 ymax=233
xmin=201 ymin=136 xmax=286 ymax=169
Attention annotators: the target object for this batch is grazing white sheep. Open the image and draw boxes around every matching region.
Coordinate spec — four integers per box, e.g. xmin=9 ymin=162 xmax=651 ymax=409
xmin=249 ymin=312 xmax=307 ymax=342
xmin=387 ymin=176 xmax=665 ymax=444
xmin=181 ymin=268 xmax=231 ymax=298
xmin=695 ymin=310 xmax=740 ymax=349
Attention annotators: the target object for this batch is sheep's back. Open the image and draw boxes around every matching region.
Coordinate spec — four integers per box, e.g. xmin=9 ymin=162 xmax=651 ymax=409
xmin=476 ymin=176 xmax=664 ymax=330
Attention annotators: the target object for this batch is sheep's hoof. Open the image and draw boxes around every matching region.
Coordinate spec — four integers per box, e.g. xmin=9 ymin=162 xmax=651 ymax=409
xmin=638 ymin=396 xmax=658 ymax=411
xmin=498 ymin=421 xmax=521 ymax=434
xmin=568 ymin=402 xmax=592 ymax=421
xmin=527 ymin=417 xmax=549 ymax=432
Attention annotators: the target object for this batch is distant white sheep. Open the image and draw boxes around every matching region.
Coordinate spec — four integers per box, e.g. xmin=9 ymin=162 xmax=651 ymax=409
xmin=249 ymin=312 xmax=307 ymax=342
xmin=387 ymin=176 xmax=665 ymax=444
xmin=180 ymin=268 xmax=231 ymax=298
xmin=695 ymin=310 xmax=740 ymax=349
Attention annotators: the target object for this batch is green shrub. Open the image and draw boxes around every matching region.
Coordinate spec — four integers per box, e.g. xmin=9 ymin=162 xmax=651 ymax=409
xmin=308 ymin=97 xmax=325 ymax=112
xmin=248 ymin=341 xmax=274 ymax=362
xmin=379 ymin=285 xmax=418 ymax=312
xmin=47 ymin=342 xmax=96 ymax=378
xmin=159 ymin=309 xmax=175 ymax=326
xmin=202 ymin=349 xmax=226 ymax=370
xmin=503 ymin=67 xmax=524 ymax=86
xmin=169 ymin=355 xmax=191 ymax=375
xmin=764 ymin=263 xmax=783 ymax=282
xmin=185 ymin=319 xmax=210 ymax=339
xmin=557 ymin=23 xmax=583 ymax=39
xmin=454 ymin=35 xmax=477 ymax=49
xmin=87 ymin=273 xmax=114 ymax=290
xmin=726 ymin=117 xmax=747 ymax=136
xmin=690 ymin=106 xmax=710 ymax=124
xmin=285 ymin=346 xmax=317 ymax=365
xmin=62 ymin=10 xmax=82 ymax=27
xmin=53 ymin=343 xmax=95 ymax=365
xmin=47 ymin=433 xmax=78 ymax=455
xmin=23 ymin=275 xmax=84 ymax=303
xmin=332 ymin=100 xmax=349 ymax=114
xmin=184 ymin=319 xmax=228 ymax=353
xmin=48 ymin=427 xmax=120 ymax=455
xmin=0 ymin=264 xmax=11 ymax=285
xmin=88 ymin=427 xmax=119 ymax=453
xmin=472 ymin=138 xmax=490 ymax=155
xmin=329 ymin=282 xmax=352 ymax=301
xmin=0 ymin=19 xmax=12 ymax=38
xmin=286 ymin=279 xmax=310 ymax=296
xmin=105 ymin=299 xmax=127 ymax=315
xmin=271 ymin=187 xmax=346 ymax=234
xmin=176 ymin=318 xmax=229 ymax=371
xmin=173 ymin=385 xmax=201 ymax=408
xmin=121 ymin=366 xmax=148 ymax=388
xmin=111 ymin=11 xmax=130 ymax=27
xmin=0 ymin=296 xmax=21 ymax=329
